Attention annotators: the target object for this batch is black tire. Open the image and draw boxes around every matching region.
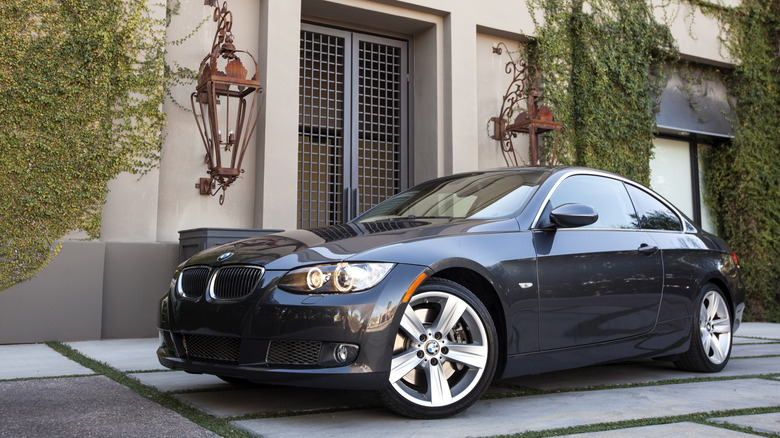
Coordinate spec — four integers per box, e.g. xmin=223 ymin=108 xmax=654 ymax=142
xmin=379 ymin=279 xmax=498 ymax=419
xmin=674 ymin=284 xmax=733 ymax=372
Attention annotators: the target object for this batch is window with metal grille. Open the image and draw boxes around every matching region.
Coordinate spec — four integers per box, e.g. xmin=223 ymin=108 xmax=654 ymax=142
xmin=298 ymin=24 xmax=408 ymax=229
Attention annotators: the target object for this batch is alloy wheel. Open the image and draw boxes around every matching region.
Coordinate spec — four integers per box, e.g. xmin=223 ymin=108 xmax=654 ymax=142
xmin=699 ymin=289 xmax=732 ymax=365
xmin=389 ymin=290 xmax=489 ymax=407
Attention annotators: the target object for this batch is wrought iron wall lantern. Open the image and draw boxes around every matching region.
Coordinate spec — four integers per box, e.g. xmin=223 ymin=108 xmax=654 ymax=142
xmin=490 ymin=43 xmax=561 ymax=167
xmin=192 ymin=0 xmax=264 ymax=204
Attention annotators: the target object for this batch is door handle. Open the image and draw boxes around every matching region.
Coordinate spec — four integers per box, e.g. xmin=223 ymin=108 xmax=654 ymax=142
xmin=638 ymin=243 xmax=658 ymax=255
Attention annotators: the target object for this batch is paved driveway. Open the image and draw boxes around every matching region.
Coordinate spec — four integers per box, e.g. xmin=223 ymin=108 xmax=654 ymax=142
xmin=1 ymin=323 xmax=779 ymax=437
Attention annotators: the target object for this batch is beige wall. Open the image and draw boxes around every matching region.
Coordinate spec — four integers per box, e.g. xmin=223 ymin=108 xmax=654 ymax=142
xmin=99 ymin=0 xmax=734 ymax=240
xmin=476 ymin=33 xmax=528 ymax=170
xmin=654 ymin=0 xmax=733 ymax=67
xmin=102 ymin=0 xmax=543 ymax=239
xmin=0 ymin=242 xmax=105 ymax=344
xmin=155 ymin=0 xmax=262 ymax=242
xmin=0 ymin=241 xmax=180 ymax=343
xmin=253 ymin=1 xmax=302 ymax=230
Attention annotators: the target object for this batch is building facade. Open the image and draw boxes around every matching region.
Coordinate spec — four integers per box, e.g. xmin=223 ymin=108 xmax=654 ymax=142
xmin=0 ymin=0 xmax=735 ymax=343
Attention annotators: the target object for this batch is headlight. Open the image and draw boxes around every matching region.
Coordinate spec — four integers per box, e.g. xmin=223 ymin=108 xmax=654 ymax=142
xmin=279 ymin=263 xmax=395 ymax=293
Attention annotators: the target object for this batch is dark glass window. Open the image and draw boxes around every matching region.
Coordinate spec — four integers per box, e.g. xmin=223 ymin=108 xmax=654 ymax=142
xmin=549 ymin=175 xmax=638 ymax=229
xmin=355 ymin=171 xmax=546 ymax=222
xmin=625 ymin=184 xmax=682 ymax=231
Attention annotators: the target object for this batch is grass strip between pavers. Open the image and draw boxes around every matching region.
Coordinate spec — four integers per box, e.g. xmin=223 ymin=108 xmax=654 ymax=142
xmin=734 ymin=355 xmax=780 ymax=359
xmin=487 ymin=405 xmax=780 ymax=437
xmin=0 ymin=373 xmax=96 ymax=383
xmin=735 ymin=336 xmax=780 ymax=343
xmin=42 ymin=341 xmax=780 ymax=438
xmin=45 ymin=341 xmax=255 ymax=438
xmin=492 ymin=406 xmax=780 ymax=438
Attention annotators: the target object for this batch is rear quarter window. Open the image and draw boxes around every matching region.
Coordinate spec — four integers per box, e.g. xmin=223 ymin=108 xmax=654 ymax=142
xmin=625 ymin=184 xmax=682 ymax=231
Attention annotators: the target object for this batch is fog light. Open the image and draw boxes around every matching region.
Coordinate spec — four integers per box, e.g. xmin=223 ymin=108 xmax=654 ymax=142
xmin=328 ymin=343 xmax=358 ymax=365
xmin=335 ymin=345 xmax=349 ymax=363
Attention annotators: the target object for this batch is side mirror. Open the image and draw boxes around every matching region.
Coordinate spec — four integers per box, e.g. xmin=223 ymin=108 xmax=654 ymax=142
xmin=549 ymin=203 xmax=598 ymax=228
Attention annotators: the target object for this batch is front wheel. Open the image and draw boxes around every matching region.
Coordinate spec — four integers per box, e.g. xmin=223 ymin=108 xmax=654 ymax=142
xmin=380 ymin=279 xmax=498 ymax=418
xmin=674 ymin=284 xmax=732 ymax=372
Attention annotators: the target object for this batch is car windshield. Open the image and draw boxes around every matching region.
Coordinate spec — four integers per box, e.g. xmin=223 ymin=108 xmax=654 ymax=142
xmin=355 ymin=171 xmax=547 ymax=222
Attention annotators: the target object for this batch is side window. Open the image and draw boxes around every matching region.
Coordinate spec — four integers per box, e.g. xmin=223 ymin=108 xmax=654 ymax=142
xmin=625 ymin=184 xmax=682 ymax=231
xmin=549 ymin=175 xmax=638 ymax=229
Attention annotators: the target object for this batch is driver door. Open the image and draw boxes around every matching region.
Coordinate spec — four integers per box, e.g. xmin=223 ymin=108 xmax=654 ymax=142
xmin=534 ymin=175 xmax=664 ymax=350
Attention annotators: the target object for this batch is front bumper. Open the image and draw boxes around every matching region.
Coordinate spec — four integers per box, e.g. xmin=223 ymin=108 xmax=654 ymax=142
xmin=157 ymin=344 xmax=389 ymax=389
xmin=157 ymin=263 xmax=427 ymax=390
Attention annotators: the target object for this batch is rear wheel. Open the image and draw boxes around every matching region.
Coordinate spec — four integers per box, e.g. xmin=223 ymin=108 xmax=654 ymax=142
xmin=380 ymin=279 xmax=498 ymax=418
xmin=675 ymin=284 xmax=732 ymax=372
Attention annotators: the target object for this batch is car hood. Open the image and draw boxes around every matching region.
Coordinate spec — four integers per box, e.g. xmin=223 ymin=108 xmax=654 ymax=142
xmin=182 ymin=218 xmax=519 ymax=271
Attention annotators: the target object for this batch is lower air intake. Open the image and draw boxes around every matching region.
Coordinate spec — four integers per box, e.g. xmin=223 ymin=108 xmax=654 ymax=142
xmin=266 ymin=340 xmax=322 ymax=365
xmin=183 ymin=334 xmax=241 ymax=363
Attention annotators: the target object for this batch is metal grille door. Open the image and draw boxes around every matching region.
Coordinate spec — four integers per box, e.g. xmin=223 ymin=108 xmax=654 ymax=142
xmin=298 ymin=25 xmax=408 ymax=229
xmin=298 ymin=29 xmax=347 ymax=228
xmin=356 ymin=38 xmax=405 ymax=214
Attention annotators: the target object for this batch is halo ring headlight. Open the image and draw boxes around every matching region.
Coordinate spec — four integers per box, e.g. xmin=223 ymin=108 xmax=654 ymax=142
xmin=306 ymin=267 xmax=326 ymax=290
xmin=334 ymin=264 xmax=354 ymax=292
xmin=279 ymin=263 xmax=395 ymax=294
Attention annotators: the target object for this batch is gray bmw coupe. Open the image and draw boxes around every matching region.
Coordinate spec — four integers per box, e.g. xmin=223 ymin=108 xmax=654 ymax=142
xmin=157 ymin=166 xmax=745 ymax=418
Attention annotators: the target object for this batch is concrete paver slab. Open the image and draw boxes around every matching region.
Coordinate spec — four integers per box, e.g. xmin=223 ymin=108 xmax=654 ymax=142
xmin=0 ymin=344 xmax=92 ymax=380
xmin=0 ymin=375 xmax=218 ymax=438
xmin=732 ymin=343 xmax=780 ymax=357
xmin=67 ymin=338 xmax=166 ymax=372
xmin=556 ymin=422 xmax=759 ymax=437
xmin=737 ymin=322 xmax=780 ymax=340
xmin=709 ymin=412 xmax=780 ymax=435
xmin=502 ymin=356 xmax=780 ymax=390
xmin=232 ymin=379 xmax=780 ymax=438
xmin=130 ymin=370 xmax=231 ymax=392
xmin=176 ymin=386 xmax=377 ymax=418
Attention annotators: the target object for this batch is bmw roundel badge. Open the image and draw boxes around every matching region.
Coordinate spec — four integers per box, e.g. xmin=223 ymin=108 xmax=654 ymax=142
xmin=217 ymin=251 xmax=234 ymax=262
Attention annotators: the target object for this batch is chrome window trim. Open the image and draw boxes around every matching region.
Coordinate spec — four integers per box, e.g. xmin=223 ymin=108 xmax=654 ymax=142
xmin=530 ymin=169 xmax=686 ymax=232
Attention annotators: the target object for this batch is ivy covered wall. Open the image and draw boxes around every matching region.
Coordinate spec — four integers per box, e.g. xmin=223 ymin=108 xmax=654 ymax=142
xmin=699 ymin=0 xmax=780 ymax=321
xmin=528 ymin=0 xmax=676 ymax=185
xmin=529 ymin=0 xmax=780 ymax=321
xmin=0 ymin=0 xmax=166 ymax=290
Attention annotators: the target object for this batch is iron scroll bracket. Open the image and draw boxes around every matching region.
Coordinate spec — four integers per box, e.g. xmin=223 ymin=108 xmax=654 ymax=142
xmin=490 ymin=42 xmax=561 ymax=167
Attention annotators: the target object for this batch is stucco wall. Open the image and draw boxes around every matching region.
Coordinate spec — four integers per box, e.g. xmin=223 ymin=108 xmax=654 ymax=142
xmin=0 ymin=242 xmax=105 ymax=344
xmin=0 ymin=241 xmax=179 ymax=343
xmin=102 ymin=0 xmax=733 ymax=241
xmin=101 ymin=242 xmax=180 ymax=338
